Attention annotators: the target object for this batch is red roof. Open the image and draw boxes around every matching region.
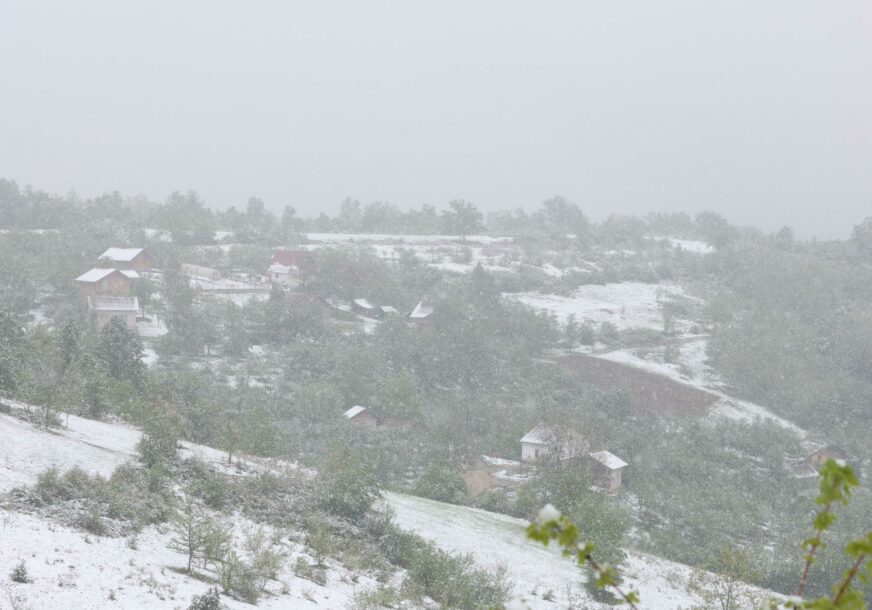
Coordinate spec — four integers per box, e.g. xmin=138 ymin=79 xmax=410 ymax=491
xmin=272 ymin=249 xmax=310 ymax=267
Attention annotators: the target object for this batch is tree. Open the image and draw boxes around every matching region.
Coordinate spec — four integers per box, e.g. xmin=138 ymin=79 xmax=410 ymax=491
xmin=688 ymin=548 xmax=760 ymax=610
xmin=0 ymin=307 xmax=23 ymax=401
xmin=170 ymin=496 xmax=208 ymax=573
xmin=414 ymin=463 xmax=467 ymax=503
xmin=137 ymin=407 xmax=182 ymax=467
xmin=96 ymin=316 xmax=144 ymax=384
xmin=441 ymin=200 xmax=485 ymax=241
xmin=851 ymin=217 xmax=872 ymax=256
xmin=319 ymin=443 xmax=380 ymax=520
xmin=57 ymin=317 xmax=81 ymax=374
xmin=537 ymin=196 xmax=590 ymax=240
xmin=564 ymin=314 xmax=580 ymax=352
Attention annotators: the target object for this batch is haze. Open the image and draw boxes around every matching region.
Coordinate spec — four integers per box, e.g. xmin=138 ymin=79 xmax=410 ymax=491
xmin=1 ymin=1 xmax=869 ymax=237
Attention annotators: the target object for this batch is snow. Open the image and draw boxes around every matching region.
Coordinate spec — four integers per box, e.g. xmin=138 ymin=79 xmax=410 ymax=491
xmin=507 ymin=282 xmax=690 ymax=331
xmin=305 ymin=232 xmax=511 ymax=244
xmin=409 ymin=301 xmax=434 ymax=319
xmin=519 ymin=424 xmax=556 ymax=445
xmin=384 ymin=491 xmax=768 ymax=610
xmin=668 ymin=238 xmax=714 ymax=254
xmin=209 ymin=291 xmax=270 ymax=306
xmin=75 ymin=268 xmax=118 ymax=283
xmin=0 ymin=505 xmax=363 ymax=610
xmin=99 ymin=247 xmax=144 ymax=262
xmin=592 ymin=341 xmax=807 ymax=436
xmin=141 ymin=348 xmax=158 ymax=367
xmin=648 ymin=236 xmax=714 ymax=254
xmin=481 ymin=455 xmax=520 ymax=467
xmin=0 ymin=401 xmax=774 ymax=610
xmin=588 ymin=450 xmax=629 ymax=470
xmin=0 ymin=408 xmax=134 ymax=493
xmin=343 ymin=405 xmax=366 ymax=419
xmin=136 ymin=316 xmax=168 ymax=338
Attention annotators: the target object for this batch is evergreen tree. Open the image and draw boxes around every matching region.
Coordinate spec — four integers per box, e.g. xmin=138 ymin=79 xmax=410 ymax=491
xmin=0 ymin=307 xmax=23 ymax=401
xmin=96 ymin=316 xmax=144 ymax=383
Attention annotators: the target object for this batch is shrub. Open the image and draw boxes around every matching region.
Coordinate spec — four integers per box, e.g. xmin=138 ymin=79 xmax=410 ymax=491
xmin=219 ymin=551 xmax=260 ymax=603
xmin=10 ymin=561 xmax=29 ymax=583
xmin=414 ymin=463 xmax=467 ymax=504
xmin=188 ymin=587 xmax=222 ymax=610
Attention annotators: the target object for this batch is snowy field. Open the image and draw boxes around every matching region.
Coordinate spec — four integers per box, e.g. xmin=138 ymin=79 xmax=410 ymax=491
xmin=305 ymin=232 xmax=511 ymax=244
xmin=384 ymin=492 xmax=770 ymax=610
xmin=507 ymin=282 xmax=692 ymax=331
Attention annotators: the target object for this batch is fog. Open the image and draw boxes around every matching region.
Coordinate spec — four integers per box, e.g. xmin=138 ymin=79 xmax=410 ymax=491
xmin=1 ymin=1 xmax=869 ymax=237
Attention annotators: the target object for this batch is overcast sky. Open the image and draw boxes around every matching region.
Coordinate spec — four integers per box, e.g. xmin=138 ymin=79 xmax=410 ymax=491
xmin=0 ymin=1 xmax=869 ymax=237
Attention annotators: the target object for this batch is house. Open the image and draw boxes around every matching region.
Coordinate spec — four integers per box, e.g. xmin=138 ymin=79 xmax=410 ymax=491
xmin=267 ymin=263 xmax=298 ymax=286
xmin=587 ymin=450 xmax=628 ymax=492
xmin=75 ymin=268 xmax=134 ymax=298
xmin=87 ymin=296 xmax=139 ymax=330
xmin=352 ymin=298 xmax=381 ymax=318
xmin=98 ymin=248 xmax=151 ymax=273
xmin=409 ymin=301 xmax=434 ymax=324
xmin=809 ymin=445 xmax=858 ymax=470
xmin=520 ymin=424 xmax=588 ymax=462
xmin=785 ymin=457 xmax=820 ymax=480
xmin=180 ymin=263 xmax=222 ymax=282
xmin=343 ymin=405 xmax=380 ymax=430
xmin=284 ymin=292 xmax=335 ymax=321
xmin=267 ymin=250 xmax=311 ymax=286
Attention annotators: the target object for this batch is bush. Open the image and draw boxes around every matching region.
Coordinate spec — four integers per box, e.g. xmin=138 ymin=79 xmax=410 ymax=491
xmin=188 ymin=587 xmax=222 ymax=610
xmin=293 ymin=557 xmax=327 ymax=586
xmin=10 ymin=561 xmax=29 ymax=583
xmin=218 ymin=551 xmax=260 ymax=604
xmin=414 ymin=463 xmax=467 ymax=504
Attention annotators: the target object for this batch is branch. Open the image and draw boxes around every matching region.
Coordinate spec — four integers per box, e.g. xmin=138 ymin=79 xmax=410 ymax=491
xmin=796 ymin=502 xmax=831 ymax=597
xmin=832 ymin=554 xmax=865 ymax=606
xmin=585 ymin=553 xmax=640 ymax=610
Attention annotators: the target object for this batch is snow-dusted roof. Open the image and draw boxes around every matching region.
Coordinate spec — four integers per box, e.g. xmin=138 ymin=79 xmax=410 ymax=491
xmin=588 ymin=450 xmax=628 ymax=470
xmin=267 ymin=263 xmax=293 ymax=273
xmin=380 ymin=305 xmax=398 ymax=314
xmin=76 ymin=268 xmax=120 ymax=283
xmin=353 ymin=298 xmax=375 ymax=309
xmin=88 ymin=296 xmax=139 ymax=312
xmin=409 ymin=301 xmax=434 ymax=319
xmin=119 ymin=269 xmax=140 ymax=280
xmin=99 ymin=247 xmax=144 ymax=262
xmin=520 ymin=424 xmax=556 ymax=445
xmin=344 ymin=405 xmax=367 ymax=419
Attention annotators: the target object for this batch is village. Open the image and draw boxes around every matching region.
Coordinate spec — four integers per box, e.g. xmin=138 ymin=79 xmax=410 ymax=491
xmin=69 ymin=235 xmax=856 ymax=506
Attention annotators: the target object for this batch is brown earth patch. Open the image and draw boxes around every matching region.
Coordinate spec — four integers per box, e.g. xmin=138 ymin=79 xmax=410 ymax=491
xmin=558 ymin=353 xmax=718 ymax=417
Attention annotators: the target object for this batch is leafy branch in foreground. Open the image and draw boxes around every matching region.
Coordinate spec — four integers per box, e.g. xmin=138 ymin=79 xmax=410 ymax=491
xmin=526 ymin=504 xmax=640 ymax=609
xmin=526 ymin=459 xmax=872 ymax=610
xmin=796 ymin=459 xmax=858 ymax=597
xmin=784 ymin=459 xmax=872 ymax=610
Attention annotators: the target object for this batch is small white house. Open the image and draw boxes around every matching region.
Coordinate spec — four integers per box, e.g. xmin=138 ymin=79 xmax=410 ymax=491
xmin=343 ymin=405 xmax=379 ymax=429
xmin=520 ymin=424 xmax=588 ymax=462
xmin=587 ymin=450 xmax=629 ymax=492
xmin=409 ymin=301 xmax=434 ymax=321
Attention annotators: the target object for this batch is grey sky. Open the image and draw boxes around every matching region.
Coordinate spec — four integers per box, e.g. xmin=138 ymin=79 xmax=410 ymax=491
xmin=1 ymin=1 xmax=869 ymax=237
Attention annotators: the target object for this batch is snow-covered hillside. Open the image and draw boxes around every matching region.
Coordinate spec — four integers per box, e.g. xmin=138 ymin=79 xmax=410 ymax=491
xmin=0 ymin=404 xmax=768 ymax=610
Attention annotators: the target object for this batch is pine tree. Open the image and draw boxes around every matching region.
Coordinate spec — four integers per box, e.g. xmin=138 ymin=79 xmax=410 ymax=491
xmin=0 ymin=307 xmax=23 ymax=401
xmin=170 ymin=497 xmax=208 ymax=574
